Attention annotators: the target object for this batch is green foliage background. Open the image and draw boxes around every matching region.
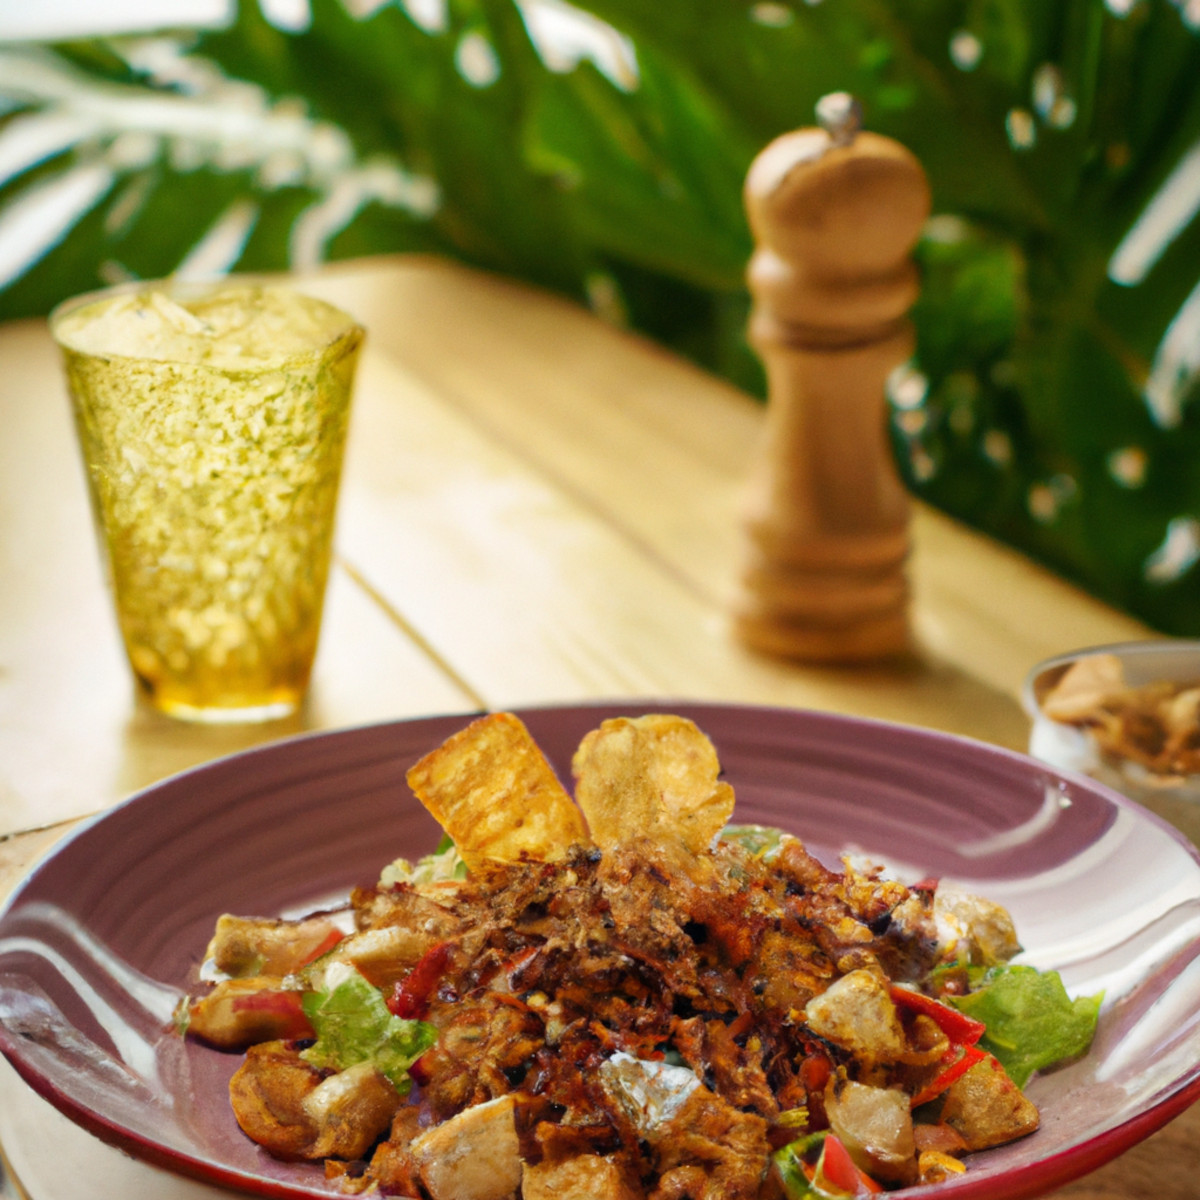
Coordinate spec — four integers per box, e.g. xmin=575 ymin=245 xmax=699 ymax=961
xmin=3 ymin=0 xmax=1200 ymax=634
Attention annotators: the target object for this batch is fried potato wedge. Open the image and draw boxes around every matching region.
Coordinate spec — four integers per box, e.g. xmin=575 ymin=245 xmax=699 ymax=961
xmin=571 ymin=714 xmax=735 ymax=854
xmin=407 ymin=712 xmax=590 ymax=870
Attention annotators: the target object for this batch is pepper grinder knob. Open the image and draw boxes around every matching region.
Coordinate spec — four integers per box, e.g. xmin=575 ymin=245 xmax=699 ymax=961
xmin=733 ymin=94 xmax=931 ymax=662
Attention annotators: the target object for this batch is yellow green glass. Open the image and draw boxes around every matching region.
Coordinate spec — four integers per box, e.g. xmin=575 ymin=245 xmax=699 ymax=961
xmin=51 ymin=279 xmax=363 ymax=722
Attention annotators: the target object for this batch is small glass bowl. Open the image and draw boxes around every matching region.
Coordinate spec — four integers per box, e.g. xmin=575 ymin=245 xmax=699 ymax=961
xmin=1023 ymin=639 xmax=1200 ymax=849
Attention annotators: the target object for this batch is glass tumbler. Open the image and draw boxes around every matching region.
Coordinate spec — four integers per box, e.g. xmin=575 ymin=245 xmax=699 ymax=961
xmin=51 ymin=277 xmax=364 ymax=723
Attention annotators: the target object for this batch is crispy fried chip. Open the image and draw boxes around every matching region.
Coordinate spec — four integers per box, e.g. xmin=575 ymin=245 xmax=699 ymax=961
xmin=406 ymin=713 xmax=590 ymax=869
xmin=571 ymin=714 xmax=735 ymax=854
xmin=1039 ymin=653 xmax=1127 ymax=722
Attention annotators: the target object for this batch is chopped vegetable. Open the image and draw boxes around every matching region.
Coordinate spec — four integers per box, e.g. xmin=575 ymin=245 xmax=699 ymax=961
xmin=300 ymin=969 xmax=437 ymax=1092
xmin=823 ymin=1134 xmax=884 ymax=1196
xmin=910 ymin=1044 xmax=987 ymax=1107
xmin=379 ymin=834 xmax=468 ymax=887
xmin=824 ymin=1079 xmax=915 ymax=1185
xmin=890 ymin=986 xmax=986 ymax=1046
xmin=720 ymin=823 xmax=792 ymax=859
xmin=948 ymin=965 xmax=1102 ymax=1088
xmin=387 ymin=941 xmax=452 ymax=1019
xmin=774 ymin=1132 xmax=883 ymax=1197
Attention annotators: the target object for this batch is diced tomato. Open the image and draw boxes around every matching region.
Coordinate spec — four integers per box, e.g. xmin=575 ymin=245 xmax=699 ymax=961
xmin=388 ymin=942 xmax=451 ymax=1019
xmin=819 ymin=1134 xmax=883 ymax=1196
xmin=890 ymin=986 xmax=986 ymax=1046
xmin=911 ymin=1043 xmax=987 ymax=1107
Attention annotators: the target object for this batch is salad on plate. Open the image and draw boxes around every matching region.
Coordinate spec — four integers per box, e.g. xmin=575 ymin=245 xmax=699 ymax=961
xmin=181 ymin=712 xmax=1101 ymax=1198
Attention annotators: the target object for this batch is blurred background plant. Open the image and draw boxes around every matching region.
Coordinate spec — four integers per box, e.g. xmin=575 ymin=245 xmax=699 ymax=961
xmin=2 ymin=0 xmax=1199 ymax=634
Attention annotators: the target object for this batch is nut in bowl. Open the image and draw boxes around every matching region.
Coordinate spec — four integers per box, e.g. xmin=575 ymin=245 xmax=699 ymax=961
xmin=1023 ymin=639 xmax=1200 ymax=848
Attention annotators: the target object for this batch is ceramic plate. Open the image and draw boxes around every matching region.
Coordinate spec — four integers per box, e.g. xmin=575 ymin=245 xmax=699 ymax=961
xmin=2 ymin=701 xmax=1200 ymax=1200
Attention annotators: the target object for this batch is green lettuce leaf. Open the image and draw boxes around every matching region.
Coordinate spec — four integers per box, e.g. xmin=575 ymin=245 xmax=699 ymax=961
xmin=300 ymin=970 xmax=437 ymax=1092
xmin=720 ymin=823 xmax=791 ymax=861
xmin=949 ymin=964 xmax=1102 ymax=1089
xmin=379 ymin=833 xmax=468 ymax=888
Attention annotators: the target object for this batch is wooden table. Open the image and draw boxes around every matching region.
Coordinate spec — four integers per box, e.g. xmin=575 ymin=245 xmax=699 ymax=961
xmin=0 ymin=254 xmax=1190 ymax=1197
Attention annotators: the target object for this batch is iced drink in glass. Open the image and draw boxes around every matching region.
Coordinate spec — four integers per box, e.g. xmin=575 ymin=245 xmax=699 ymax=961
xmin=50 ymin=279 xmax=363 ymax=722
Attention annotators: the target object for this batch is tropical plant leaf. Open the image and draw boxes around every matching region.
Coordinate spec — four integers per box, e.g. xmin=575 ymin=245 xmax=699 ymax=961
xmin=0 ymin=16 xmax=441 ymax=314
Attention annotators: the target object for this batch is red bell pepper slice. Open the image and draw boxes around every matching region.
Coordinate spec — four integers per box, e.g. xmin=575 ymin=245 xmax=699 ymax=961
xmin=819 ymin=1135 xmax=883 ymax=1196
xmin=890 ymin=985 xmax=986 ymax=1046
xmin=911 ymin=1043 xmax=987 ymax=1107
xmin=388 ymin=941 xmax=451 ymax=1019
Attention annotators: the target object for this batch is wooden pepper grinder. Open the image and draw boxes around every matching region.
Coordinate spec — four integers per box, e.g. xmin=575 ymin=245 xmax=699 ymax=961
xmin=733 ymin=94 xmax=931 ymax=662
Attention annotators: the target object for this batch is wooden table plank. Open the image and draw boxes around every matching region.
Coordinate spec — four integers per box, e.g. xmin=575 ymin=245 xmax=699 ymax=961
xmin=333 ymin=345 xmax=1029 ymax=744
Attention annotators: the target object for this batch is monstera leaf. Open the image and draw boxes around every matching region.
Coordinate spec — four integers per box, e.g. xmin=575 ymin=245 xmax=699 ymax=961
xmin=1 ymin=0 xmax=1199 ymax=633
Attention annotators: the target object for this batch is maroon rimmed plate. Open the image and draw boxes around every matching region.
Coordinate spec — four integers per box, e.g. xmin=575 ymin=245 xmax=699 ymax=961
xmin=1 ymin=701 xmax=1200 ymax=1199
